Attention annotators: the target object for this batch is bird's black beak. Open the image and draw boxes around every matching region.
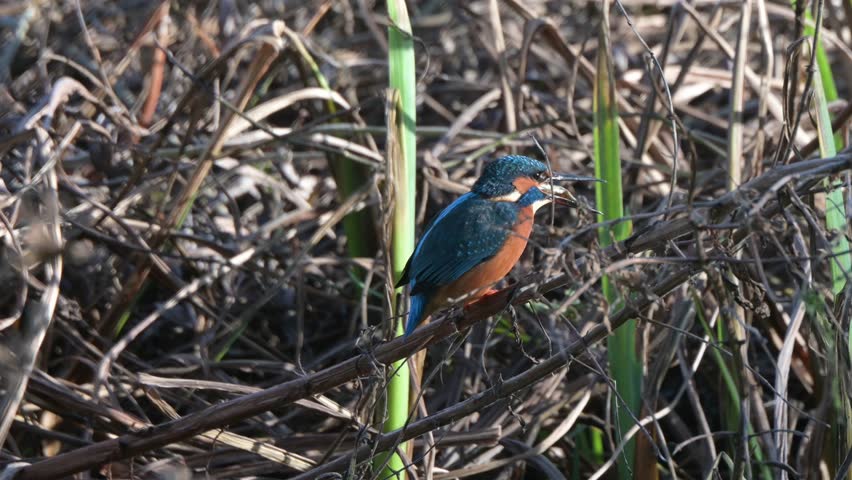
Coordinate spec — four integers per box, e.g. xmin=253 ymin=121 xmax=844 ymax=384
xmin=550 ymin=174 xmax=606 ymax=183
xmin=540 ymin=173 xmax=604 ymax=214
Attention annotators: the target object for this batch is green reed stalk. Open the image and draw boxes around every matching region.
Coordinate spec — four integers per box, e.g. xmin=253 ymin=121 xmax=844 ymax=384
xmin=593 ymin=6 xmax=639 ymax=478
xmin=811 ymin=22 xmax=852 ymax=477
xmin=809 ymin=26 xmax=850 ymax=296
xmin=375 ymin=1 xmax=416 ymax=478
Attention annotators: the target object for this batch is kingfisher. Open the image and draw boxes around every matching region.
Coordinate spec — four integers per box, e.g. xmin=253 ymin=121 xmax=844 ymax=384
xmin=397 ymin=155 xmax=600 ymax=335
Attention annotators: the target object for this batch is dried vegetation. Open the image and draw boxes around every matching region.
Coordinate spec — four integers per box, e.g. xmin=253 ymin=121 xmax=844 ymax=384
xmin=0 ymin=0 xmax=851 ymax=479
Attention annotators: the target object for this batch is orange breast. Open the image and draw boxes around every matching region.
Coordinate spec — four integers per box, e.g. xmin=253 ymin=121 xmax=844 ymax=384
xmin=430 ymin=205 xmax=535 ymax=310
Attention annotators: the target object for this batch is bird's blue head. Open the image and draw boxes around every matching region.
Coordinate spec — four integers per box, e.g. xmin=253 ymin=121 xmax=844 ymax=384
xmin=472 ymin=155 xmax=549 ymax=199
xmin=471 ymin=155 xmax=604 ymax=210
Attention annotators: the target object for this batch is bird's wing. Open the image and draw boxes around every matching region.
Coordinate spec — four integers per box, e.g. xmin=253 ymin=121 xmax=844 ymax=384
xmin=404 ymin=194 xmax=517 ymax=296
xmin=397 ymin=192 xmax=474 ymax=288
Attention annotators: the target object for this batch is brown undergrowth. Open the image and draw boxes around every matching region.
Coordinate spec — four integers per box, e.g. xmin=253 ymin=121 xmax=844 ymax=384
xmin=0 ymin=1 xmax=850 ymax=478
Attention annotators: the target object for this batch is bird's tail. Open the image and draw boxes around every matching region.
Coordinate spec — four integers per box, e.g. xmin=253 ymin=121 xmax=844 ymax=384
xmin=405 ymin=294 xmax=427 ymax=336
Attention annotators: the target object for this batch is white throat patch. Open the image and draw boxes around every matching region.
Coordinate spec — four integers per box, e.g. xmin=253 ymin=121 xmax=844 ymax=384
xmin=490 ymin=190 xmax=522 ymax=202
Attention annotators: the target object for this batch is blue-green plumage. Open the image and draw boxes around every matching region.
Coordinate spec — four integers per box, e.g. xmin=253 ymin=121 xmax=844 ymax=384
xmin=471 ymin=155 xmax=549 ymax=197
xmin=407 ymin=194 xmax=518 ymax=294
xmin=398 ymin=156 xmax=551 ymax=335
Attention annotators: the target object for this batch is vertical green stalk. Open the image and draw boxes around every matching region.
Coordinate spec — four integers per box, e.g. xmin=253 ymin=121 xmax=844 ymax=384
xmin=811 ymin=20 xmax=852 ymax=476
xmin=810 ymin=28 xmax=850 ymax=296
xmin=387 ymin=4 xmax=416 ymax=279
xmin=375 ymin=1 xmax=416 ymax=478
xmin=793 ymin=0 xmax=848 ymax=293
xmin=291 ymin=29 xmax=377 ymax=260
xmin=593 ymin=4 xmax=639 ymax=478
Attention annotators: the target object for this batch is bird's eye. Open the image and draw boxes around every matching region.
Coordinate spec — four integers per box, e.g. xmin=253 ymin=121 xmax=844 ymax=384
xmin=534 ymin=171 xmax=548 ymax=182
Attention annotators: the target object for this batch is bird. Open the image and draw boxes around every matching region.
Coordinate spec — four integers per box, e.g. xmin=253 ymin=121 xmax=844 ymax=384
xmin=397 ymin=155 xmax=600 ymax=336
